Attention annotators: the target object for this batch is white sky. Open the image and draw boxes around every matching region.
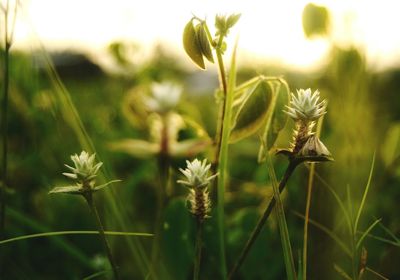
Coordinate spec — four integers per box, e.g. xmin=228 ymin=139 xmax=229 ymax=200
xmin=10 ymin=0 xmax=400 ymax=70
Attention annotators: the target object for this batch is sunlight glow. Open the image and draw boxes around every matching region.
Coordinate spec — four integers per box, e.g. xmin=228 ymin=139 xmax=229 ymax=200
xmin=12 ymin=0 xmax=400 ymax=70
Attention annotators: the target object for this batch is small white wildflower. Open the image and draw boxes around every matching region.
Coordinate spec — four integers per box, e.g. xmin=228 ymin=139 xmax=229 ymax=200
xmin=144 ymin=82 xmax=182 ymax=114
xmin=284 ymin=88 xmax=327 ymax=122
xmin=63 ymin=151 xmax=102 ymax=188
xmin=177 ymin=158 xmax=217 ymax=188
xmin=177 ymin=158 xmax=217 ymax=221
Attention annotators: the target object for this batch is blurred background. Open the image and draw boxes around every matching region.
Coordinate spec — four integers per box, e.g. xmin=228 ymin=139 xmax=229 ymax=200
xmin=1 ymin=0 xmax=400 ymax=279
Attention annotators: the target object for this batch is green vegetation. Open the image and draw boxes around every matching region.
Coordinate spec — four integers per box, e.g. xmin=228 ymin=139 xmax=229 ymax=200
xmin=0 ymin=3 xmax=399 ymax=280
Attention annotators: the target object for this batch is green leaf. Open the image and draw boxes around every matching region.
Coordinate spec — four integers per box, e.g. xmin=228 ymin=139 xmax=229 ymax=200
xmin=230 ymin=80 xmax=273 ymax=143
xmin=48 ymin=185 xmax=82 ymax=195
xmin=170 ymin=139 xmax=211 ymax=158
xmin=108 ymin=139 xmax=159 ymax=158
xmin=302 ymin=3 xmax=330 ymax=38
xmin=266 ymin=80 xmax=290 ymax=150
xmin=356 ymin=218 xmax=382 ymax=249
xmin=183 ymin=19 xmax=205 ymax=69
xmin=93 ymin=180 xmax=121 ymax=192
xmin=196 ymin=24 xmax=214 ymax=63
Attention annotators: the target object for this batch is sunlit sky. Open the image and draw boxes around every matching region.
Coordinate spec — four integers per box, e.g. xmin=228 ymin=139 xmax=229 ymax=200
xmin=11 ymin=0 xmax=400 ymax=70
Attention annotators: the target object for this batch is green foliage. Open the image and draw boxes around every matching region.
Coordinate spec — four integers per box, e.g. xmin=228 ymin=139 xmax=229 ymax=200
xmin=302 ymin=3 xmax=330 ymax=38
xmin=183 ymin=19 xmax=206 ymax=69
xmin=231 ymin=80 xmax=273 ymax=143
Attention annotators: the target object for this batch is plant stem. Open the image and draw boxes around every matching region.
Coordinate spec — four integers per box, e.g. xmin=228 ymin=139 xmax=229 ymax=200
xmin=228 ymin=160 xmax=298 ymax=279
xmin=209 ymin=36 xmax=230 ymax=280
xmin=193 ymin=219 xmax=203 ymax=280
xmin=151 ymin=115 xmax=170 ymax=279
xmin=84 ymin=193 xmax=120 ymax=280
xmin=302 ymin=162 xmax=315 ymax=280
xmin=0 ymin=0 xmax=11 ymax=236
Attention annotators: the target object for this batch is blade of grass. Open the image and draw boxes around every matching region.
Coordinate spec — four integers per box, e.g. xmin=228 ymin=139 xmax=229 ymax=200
xmin=7 ymin=207 xmax=93 ymax=269
xmin=267 ymin=154 xmax=296 ymax=280
xmin=216 ymin=38 xmax=238 ymax=279
xmin=0 ymin=230 xmax=153 ymax=245
xmin=358 ymin=231 xmax=400 ymax=247
xmin=293 ymin=212 xmax=351 ymax=257
xmin=356 ymin=218 xmax=381 ymax=249
xmin=377 ymin=221 xmax=400 ymax=243
xmin=333 ymin=264 xmax=352 ymax=280
xmin=83 ymin=270 xmax=111 ymax=280
xmin=365 ymin=267 xmax=389 ymax=280
xmin=302 ymin=116 xmax=324 ymax=280
xmin=354 ymin=153 xmax=376 ymax=233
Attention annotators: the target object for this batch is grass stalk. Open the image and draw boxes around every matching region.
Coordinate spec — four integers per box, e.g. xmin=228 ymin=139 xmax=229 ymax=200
xmin=229 ymin=160 xmax=298 ymax=279
xmin=151 ymin=115 xmax=170 ymax=277
xmin=215 ymin=39 xmax=238 ymax=279
xmin=83 ymin=193 xmax=120 ymax=280
xmin=0 ymin=0 xmax=11 ymax=236
xmin=267 ymin=155 xmax=296 ymax=280
xmin=193 ymin=219 xmax=203 ymax=280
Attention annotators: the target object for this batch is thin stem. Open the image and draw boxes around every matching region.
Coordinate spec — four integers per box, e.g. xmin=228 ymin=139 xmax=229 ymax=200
xmin=151 ymin=115 xmax=170 ymax=279
xmin=0 ymin=0 xmax=11 ymax=235
xmin=84 ymin=194 xmax=120 ymax=280
xmin=302 ymin=163 xmax=315 ymax=280
xmin=213 ymin=36 xmax=232 ymax=280
xmin=193 ymin=219 xmax=203 ymax=280
xmin=228 ymin=160 xmax=298 ymax=279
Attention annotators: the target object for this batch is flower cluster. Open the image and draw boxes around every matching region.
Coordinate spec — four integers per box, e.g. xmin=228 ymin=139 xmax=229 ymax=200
xmin=283 ymin=88 xmax=331 ymax=160
xmin=49 ymin=151 xmax=119 ymax=195
xmin=177 ymin=159 xmax=217 ymax=221
xmin=63 ymin=151 xmax=102 ymax=189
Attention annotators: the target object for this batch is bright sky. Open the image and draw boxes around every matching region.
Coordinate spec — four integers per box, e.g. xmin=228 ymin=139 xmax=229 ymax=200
xmin=11 ymin=0 xmax=400 ymax=70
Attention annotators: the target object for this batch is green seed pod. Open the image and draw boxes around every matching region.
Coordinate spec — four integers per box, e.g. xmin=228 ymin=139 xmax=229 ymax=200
xmin=195 ymin=24 xmax=214 ymax=63
xmin=183 ymin=19 xmax=205 ymax=69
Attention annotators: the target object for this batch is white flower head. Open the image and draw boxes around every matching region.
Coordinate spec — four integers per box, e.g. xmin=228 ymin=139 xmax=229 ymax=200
xmin=177 ymin=158 xmax=217 ymax=188
xmin=284 ymin=88 xmax=327 ymax=122
xmin=144 ymin=82 xmax=182 ymax=114
xmin=63 ymin=151 xmax=103 ymax=186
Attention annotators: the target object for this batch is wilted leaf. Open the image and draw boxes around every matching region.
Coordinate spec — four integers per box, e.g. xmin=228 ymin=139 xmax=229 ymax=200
xmin=183 ymin=19 xmax=205 ymax=69
xmin=230 ymin=80 xmax=273 ymax=143
xmin=302 ymin=3 xmax=330 ymax=38
xmin=108 ymin=139 xmax=159 ymax=158
xmin=196 ymin=24 xmax=214 ymax=63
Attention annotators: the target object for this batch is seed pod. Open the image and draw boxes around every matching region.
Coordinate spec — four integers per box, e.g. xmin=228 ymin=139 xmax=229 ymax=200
xmin=183 ymin=19 xmax=205 ymax=69
xmin=195 ymin=24 xmax=214 ymax=63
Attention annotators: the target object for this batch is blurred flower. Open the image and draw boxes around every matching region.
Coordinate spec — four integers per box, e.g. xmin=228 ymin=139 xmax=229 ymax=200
xmin=144 ymin=82 xmax=182 ymax=114
xmin=284 ymin=88 xmax=327 ymax=122
xmin=177 ymin=158 xmax=217 ymax=221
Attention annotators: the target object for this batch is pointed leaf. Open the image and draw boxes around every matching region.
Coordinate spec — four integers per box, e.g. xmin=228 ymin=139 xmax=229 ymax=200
xmin=196 ymin=24 xmax=214 ymax=63
xmin=183 ymin=19 xmax=205 ymax=69
xmin=226 ymin=14 xmax=241 ymax=29
xmin=230 ymin=80 xmax=273 ymax=143
xmin=49 ymin=185 xmax=82 ymax=195
xmin=93 ymin=180 xmax=122 ymax=192
xmin=333 ymin=264 xmax=352 ymax=280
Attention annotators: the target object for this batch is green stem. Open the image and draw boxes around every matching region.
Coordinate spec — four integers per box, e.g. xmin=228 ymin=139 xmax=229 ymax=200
xmin=302 ymin=163 xmax=315 ymax=280
xmin=151 ymin=114 xmax=170 ymax=278
xmin=193 ymin=219 xmax=203 ymax=280
xmin=84 ymin=193 xmax=120 ymax=280
xmin=0 ymin=1 xmax=11 ymax=236
xmin=228 ymin=160 xmax=298 ymax=279
xmin=215 ymin=38 xmax=238 ymax=279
